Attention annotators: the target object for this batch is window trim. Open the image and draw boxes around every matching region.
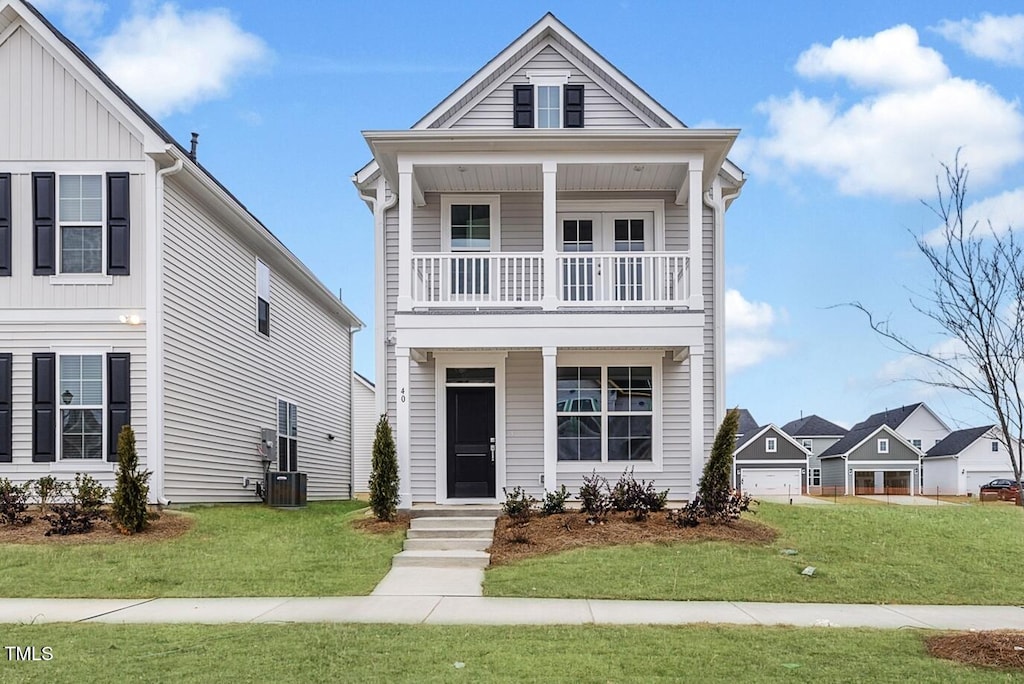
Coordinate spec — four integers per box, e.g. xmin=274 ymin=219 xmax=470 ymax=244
xmin=527 ymin=72 xmax=570 ymax=130
xmin=256 ymin=258 xmax=271 ymax=337
xmin=991 ymin=440 xmax=1000 ymax=452
xmin=56 ymin=174 xmax=106 ymax=277
xmin=441 ymin=194 xmax=501 ymax=253
xmin=911 ymin=438 xmax=922 ymax=449
xmin=801 ymin=438 xmax=813 ymax=454
xmin=878 ymin=438 xmax=889 ymax=454
xmin=765 ymin=437 xmax=777 ymax=453
xmin=556 ymin=200 xmax=666 ymax=251
xmin=276 ymin=397 xmax=298 ymax=472
xmin=811 ymin=468 xmax=821 ymax=487
xmin=556 ymin=351 xmax=663 ymax=472
xmin=55 ymin=351 xmax=106 ymax=462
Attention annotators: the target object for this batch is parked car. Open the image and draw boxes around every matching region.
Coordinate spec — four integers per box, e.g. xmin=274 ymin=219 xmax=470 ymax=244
xmin=979 ymin=479 xmax=1020 ymax=501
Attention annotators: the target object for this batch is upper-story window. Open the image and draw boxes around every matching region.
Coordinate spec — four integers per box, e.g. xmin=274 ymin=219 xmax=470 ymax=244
xmin=256 ymin=259 xmax=271 ymax=337
xmin=765 ymin=437 xmax=777 ymax=453
xmin=443 ymin=195 xmax=501 ymax=252
xmin=991 ymin=440 xmax=1000 ymax=452
xmin=59 ymin=175 xmax=103 ymax=274
xmin=513 ymin=74 xmax=584 ymax=129
xmin=802 ymin=439 xmax=813 ymax=454
xmin=878 ymin=438 xmax=889 ymax=454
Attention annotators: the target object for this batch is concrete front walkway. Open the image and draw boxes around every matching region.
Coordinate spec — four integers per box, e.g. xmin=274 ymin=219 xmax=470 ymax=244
xmin=1 ymin=597 xmax=1022 ymax=631
xmin=859 ymin=495 xmax=955 ymax=506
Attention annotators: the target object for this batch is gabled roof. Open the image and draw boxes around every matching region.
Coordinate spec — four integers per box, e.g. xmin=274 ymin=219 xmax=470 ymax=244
xmin=926 ymin=426 xmax=995 ymax=458
xmin=781 ymin=414 xmax=847 ymax=438
xmin=734 ymin=424 xmax=810 ymax=456
xmin=414 ymin=12 xmax=683 ymax=131
xmin=819 ymin=424 xmax=920 ymax=459
xmin=854 ymin=403 xmax=950 ymax=434
xmin=354 ymin=372 xmax=376 ymax=391
xmin=10 ymin=0 xmax=362 ymax=329
xmin=734 ymin=409 xmax=759 ymax=437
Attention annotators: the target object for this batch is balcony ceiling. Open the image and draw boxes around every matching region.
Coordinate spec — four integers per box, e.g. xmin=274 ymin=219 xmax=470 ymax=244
xmin=414 ymin=162 xmax=686 ymax=194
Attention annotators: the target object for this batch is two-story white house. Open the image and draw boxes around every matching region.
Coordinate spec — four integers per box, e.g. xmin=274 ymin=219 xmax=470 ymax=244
xmin=353 ymin=14 xmax=743 ymax=507
xmin=0 ymin=0 xmax=362 ymax=503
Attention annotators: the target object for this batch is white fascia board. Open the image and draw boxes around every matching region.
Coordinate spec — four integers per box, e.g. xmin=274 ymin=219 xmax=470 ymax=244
xmin=734 ymin=424 xmax=811 ymax=457
xmin=395 ymin=311 xmax=704 ymax=350
xmin=167 ymin=147 xmax=364 ymax=329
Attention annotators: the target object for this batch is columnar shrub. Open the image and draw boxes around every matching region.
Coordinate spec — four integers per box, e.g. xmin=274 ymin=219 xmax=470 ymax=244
xmin=111 ymin=425 xmax=151 ymax=534
xmin=369 ymin=414 xmax=399 ymax=522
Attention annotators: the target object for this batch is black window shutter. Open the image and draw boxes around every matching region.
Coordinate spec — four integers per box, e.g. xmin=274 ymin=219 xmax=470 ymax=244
xmin=564 ymin=84 xmax=585 ymax=128
xmin=32 ymin=353 xmax=55 ymax=462
xmin=0 ymin=353 xmax=11 ymax=462
xmin=107 ymin=353 xmax=131 ymax=462
xmin=513 ymin=84 xmax=534 ymax=128
xmin=32 ymin=172 xmax=56 ymax=275
xmin=0 ymin=173 xmax=11 ymax=277
xmin=107 ymin=173 xmax=130 ymax=275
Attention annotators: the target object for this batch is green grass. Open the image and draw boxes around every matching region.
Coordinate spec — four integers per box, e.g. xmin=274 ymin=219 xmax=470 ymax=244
xmin=485 ymin=502 xmax=1024 ymax=604
xmin=0 ymin=501 xmax=404 ymax=598
xmin=0 ymin=623 xmax=1016 ymax=683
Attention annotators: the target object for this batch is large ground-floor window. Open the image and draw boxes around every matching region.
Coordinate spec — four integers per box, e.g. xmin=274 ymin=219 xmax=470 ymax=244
xmin=59 ymin=354 xmax=103 ymax=460
xmin=556 ymin=365 xmax=653 ymax=462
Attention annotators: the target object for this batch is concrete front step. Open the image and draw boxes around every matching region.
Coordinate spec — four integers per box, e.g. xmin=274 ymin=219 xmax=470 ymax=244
xmin=404 ymin=537 xmax=491 ymax=552
xmin=409 ymin=516 xmax=497 ymax=531
xmin=391 ymin=549 xmax=490 ymax=569
xmin=408 ymin=507 xmax=502 ymax=519
xmin=406 ymin=527 xmax=493 ymax=540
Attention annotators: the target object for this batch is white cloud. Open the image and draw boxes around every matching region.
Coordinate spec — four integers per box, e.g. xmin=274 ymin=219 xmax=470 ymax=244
xmin=935 ymin=14 xmax=1024 ymax=67
xmin=754 ymin=26 xmax=1024 ymax=199
xmin=795 ymin=25 xmax=948 ymax=90
xmin=94 ymin=3 xmax=268 ymax=117
xmin=924 ymin=187 xmax=1024 ymax=244
xmin=32 ymin=0 xmax=106 ymax=37
xmin=725 ymin=289 xmax=787 ymax=373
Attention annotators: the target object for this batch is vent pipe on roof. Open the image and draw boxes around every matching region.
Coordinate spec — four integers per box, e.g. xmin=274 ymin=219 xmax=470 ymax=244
xmin=189 ymin=132 xmax=199 ymax=161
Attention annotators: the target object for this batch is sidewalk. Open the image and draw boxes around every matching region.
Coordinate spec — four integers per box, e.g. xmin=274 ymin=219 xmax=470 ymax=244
xmin=1 ymin=596 xmax=1022 ymax=630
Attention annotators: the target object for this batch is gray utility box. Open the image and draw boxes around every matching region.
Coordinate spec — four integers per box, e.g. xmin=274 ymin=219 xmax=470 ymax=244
xmin=265 ymin=471 xmax=307 ymax=508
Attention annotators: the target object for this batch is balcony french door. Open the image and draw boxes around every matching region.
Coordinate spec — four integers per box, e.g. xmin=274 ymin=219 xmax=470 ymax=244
xmin=559 ymin=213 xmax=653 ymax=302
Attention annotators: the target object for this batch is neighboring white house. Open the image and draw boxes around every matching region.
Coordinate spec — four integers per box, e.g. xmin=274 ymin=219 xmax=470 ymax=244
xmin=923 ymin=426 xmax=1017 ymax=496
xmin=0 ymin=0 xmax=362 ymax=503
xmin=352 ymin=13 xmax=744 ymax=507
xmin=352 ymin=372 xmax=377 ymax=495
xmin=864 ymin=403 xmax=951 ymax=453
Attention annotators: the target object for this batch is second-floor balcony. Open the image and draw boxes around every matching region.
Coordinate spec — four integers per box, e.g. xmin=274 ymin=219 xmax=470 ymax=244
xmin=411 ymin=251 xmax=690 ymax=308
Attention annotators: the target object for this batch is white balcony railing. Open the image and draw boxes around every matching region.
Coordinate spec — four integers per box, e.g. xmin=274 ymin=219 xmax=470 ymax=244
xmin=410 ymin=252 xmax=689 ymax=308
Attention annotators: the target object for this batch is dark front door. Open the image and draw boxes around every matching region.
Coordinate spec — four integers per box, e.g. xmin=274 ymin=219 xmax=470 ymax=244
xmin=447 ymin=386 xmax=496 ymax=498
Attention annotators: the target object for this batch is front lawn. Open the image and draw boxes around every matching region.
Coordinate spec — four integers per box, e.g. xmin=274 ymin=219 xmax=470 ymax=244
xmin=0 ymin=623 xmax=1012 ymax=683
xmin=0 ymin=501 xmax=404 ymax=598
xmin=485 ymin=502 xmax=1024 ymax=604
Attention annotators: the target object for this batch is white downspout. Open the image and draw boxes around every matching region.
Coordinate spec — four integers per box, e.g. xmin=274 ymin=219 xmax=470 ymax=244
xmin=357 ymin=177 xmax=396 ymax=419
xmin=147 ymin=153 xmax=184 ymax=506
xmin=704 ymin=180 xmax=742 ymax=429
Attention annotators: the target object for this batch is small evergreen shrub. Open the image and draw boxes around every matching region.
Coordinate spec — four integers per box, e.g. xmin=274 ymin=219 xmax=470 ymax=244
xmin=43 ymin=474 xmax=109 ymax=537
xmin=502 ymin=486 xmax=536 ymax=525
xmin=33 ymin=475 xmax=65 ymax=514
xmin=578 ymin=471 xmax=611 ymax=522
xmin=43 ymin=504 xmax=97 ymax=536
xmin=111 ymin=425 xmax=151 ymax=534
xmin=610 ymin=468 xmax=670 ymax=520
xmin=541 ymin=484 xmax=571 ymax=515
xmin=71 ymin=473 xmax=109 ymax=514
xmin=369 ymin=414 xmax=399 ymax=522
xmin=0 ymin=478 xmax=33 ymax=526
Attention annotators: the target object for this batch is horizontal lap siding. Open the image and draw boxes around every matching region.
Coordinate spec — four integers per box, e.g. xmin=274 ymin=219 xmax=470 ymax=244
xmin=385 ymin=205 xmax=397 ymax=425
xmin=351 ymin=379 xmax=376 ymax=493
xmin=0 ymin=172 xmax=147 ymax=308
xmin=702 ymin=206 xmax=715 ymax=471
xmin=848 ymin=438 xmax=918 ymax=462
xmin=162 ymin=182 xmax=352 ymax=503
xmin=820 ymin=459 xmax=846 ymax=488
xmin=0 ymin=325 xmax=146 ymax=491
xmin=501 ymin=193 xmax=542 ymax=251
xmin=736 ymin=429 xmax=806 ymax=461
xmin=450 ymin=45 xmax=648 ymax=129
xmin=0 ymin=27 xmax=143 ymax=161
xmin=505 ymin=351 xmax=543 ymax=498
xmin=409 ymin=357 xmax=435 ymax=501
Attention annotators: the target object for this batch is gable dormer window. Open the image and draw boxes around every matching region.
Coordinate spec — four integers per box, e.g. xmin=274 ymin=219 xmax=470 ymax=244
xmin=513 ymin=74 xmax=584 ymax=129
xmin=878 ymin=438 xmax=889 ymax=454
xmin=765 ymin=437 xmax=777 ymax=453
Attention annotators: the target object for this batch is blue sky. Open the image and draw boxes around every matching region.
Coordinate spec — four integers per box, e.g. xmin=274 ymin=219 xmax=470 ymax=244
xmin=35 ymin=0 xmax=1024 ymax=431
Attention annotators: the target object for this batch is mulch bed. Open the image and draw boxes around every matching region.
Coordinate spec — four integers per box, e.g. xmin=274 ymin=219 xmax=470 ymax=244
xmin=927 ymin=631 xmax=1024 ymax=671
xmin=488 ymin=511 xmax=777 ymax=566
xmin=352 ymin=512 xmax=411 ymax=534
xmin=0 ymin=508 xmax=194 ymax=544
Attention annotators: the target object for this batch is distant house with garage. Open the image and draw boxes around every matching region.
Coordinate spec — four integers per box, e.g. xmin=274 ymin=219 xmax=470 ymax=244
xmin=733 ymin=408 xmax=759 ymax=441
xmin=861 ymin=403 xmax=951 ymax=453
xmin=923 ymin=426 xmax=1017 ymax=496
xmin=819 ymin=423 xmax=922 ymax=495
xmin=781 ymin=414 xmax=847 ymax=494
xmin=733 ymin=424 xmax=809 ymax=496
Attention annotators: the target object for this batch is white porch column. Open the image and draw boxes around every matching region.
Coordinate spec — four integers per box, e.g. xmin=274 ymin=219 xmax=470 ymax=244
xmin=542 ymin=161 xmax=558 ymax=310
xmin=689 ymin=350 xmax=705 ymax=498
xmin=397 ymin=160 xmax=414 ymax=312
xmin=542 ymin=346 xmax=558 ymax=491
xmin=687 ymin=159 xmax=704 ymax=310
xmin=395 ymin=346 xmax=413 ymax=509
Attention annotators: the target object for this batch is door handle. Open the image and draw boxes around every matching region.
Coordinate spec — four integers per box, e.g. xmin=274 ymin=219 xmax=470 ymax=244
xmin=490 ymin=437 xmax=496 ymax=463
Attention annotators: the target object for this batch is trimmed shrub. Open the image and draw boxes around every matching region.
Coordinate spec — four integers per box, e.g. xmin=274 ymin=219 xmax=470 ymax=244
xmin=369 ymin=414 xmax=399 ymax=522
xmin=0 ymin=478 xmax=33 ymax=526
xmin=541 ymin=484 xmax=571 ymax=516
xmin=502 ymin=486 xmax=536 ymax=526
xmin=110 ymin=425 xmax=151 ymax=534
xmin=43 ymin=474 xmax=109 ymax=537
xmin=578 ymin=471 xmax=612 ymax=522
xmin=611 ymin=468 xmax=669 ymax=521
xmin=33 ymin=475 xmax=65 ymax=514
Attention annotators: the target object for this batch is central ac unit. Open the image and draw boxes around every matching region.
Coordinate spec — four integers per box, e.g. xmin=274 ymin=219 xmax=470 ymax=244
xmin=265 ymin=471 xmax=307 ymax=508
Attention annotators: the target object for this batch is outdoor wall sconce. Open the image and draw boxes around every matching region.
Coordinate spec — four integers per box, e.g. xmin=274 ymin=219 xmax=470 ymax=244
xmin=119 ymin=313 xmax=142 ymax=325
xmin=61 ymin=390 xmax=73 ymax=405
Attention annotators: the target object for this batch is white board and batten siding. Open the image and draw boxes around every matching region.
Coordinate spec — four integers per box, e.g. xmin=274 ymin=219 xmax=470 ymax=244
xmin=449 ymin=45 xmax=653 ymax=130
xmin=351 ymin=374 xmax=377 ymax=494
xmin=161 ymin=180 xmax=354 ymax=503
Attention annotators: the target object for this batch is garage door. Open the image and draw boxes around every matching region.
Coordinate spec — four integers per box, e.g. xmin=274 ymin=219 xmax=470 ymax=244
xmin=741 ymin=469 xmax=802 ymax=496
xmin=965 ymin=470 xmax=1015 ymax=495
